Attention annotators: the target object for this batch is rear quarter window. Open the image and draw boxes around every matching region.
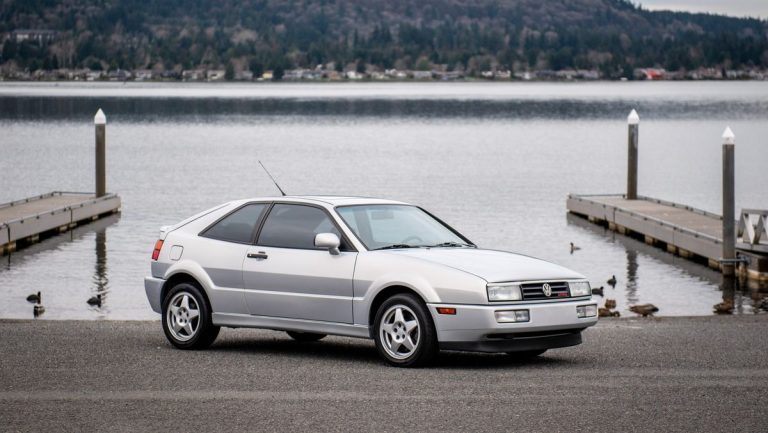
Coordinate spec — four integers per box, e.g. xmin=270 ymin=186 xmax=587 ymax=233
xmin=201 ymin=203 xmax=267 ymax=244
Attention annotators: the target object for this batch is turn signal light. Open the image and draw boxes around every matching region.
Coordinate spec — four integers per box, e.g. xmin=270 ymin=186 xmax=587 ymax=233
xmin=152 ymin=239 xmax=164 ymax=261
xmin=436 ymin=307 xmax=457 ymax=315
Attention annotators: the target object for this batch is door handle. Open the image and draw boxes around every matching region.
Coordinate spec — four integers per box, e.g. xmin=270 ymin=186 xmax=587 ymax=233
xmin=247 ymin=252 xmax=268 ymax=260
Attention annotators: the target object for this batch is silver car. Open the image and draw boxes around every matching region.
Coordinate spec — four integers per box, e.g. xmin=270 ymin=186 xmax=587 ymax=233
xmin=145 ymin=196 xmax=597 ymax=367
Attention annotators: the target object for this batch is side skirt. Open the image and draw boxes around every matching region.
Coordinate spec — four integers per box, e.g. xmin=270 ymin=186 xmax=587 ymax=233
xmin=212 ymin=313 xmax=371 ymax=339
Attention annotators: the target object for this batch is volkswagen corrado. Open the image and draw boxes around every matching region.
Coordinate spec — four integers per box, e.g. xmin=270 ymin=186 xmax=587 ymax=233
xmin=145 ymin=196 xmax=597 ymax=367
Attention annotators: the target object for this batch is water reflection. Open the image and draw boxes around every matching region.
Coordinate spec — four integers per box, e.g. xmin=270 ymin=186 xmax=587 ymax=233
xmin=625 ymin=249 xmax=639 ymax=305
xmin=0 ymin=214 xmax=119 ymax=319
xmin=1 ymin=95 xmax=766 ymax=122
xmin=89 ymin=229 xmax=109 ymax=316
xmin=1 ymin=213 xmax=120 ymax=270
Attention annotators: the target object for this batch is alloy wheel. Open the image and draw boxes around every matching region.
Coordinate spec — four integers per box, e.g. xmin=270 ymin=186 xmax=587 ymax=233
xmin=166 ymin=291 xmax=201 ymax=342
xmin=379 ymin=304 xmax=421 ymax=360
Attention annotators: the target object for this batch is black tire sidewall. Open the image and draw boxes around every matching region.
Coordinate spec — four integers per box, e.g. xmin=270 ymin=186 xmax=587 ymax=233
xmin=373 ymin=293 xmax=437 ymax=367
xmin=161 ymin=282 xmax=219 ymax=350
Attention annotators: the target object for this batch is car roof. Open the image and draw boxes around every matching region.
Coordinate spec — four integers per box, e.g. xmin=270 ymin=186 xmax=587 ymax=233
xmin=229 ymin=196 xmax=410 ymax=207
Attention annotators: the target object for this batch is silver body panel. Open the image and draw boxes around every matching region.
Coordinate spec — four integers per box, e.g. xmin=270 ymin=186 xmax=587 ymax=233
xmin=145 ymin=196 xmax=597 ymax=351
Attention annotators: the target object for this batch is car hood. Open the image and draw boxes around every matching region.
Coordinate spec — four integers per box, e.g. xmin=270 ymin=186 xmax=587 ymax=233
xmin=385 ymin=248 xmax=585 ymax=283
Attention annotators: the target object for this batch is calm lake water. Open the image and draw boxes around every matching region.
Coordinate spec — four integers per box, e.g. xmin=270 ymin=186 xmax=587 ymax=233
xmin=1 ymin=81 xmax=767 ymax=320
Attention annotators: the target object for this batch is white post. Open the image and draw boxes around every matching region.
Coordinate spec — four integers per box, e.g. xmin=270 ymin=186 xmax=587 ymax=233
xmin=94 ymin=109 xmax=107 ymax=198
xmin=722 ymin=126 xmax=736 ymax=276
xmin=627 ymin=109 xmax=640 ymax=200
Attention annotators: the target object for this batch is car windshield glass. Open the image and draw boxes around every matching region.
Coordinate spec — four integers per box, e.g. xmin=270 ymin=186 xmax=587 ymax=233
xmin=336 ymin=205 xmax=471 ymax=250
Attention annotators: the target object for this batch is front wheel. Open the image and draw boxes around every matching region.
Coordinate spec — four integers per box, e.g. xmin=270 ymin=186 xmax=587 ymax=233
xmin=373 ymin=294 xmax=438 ymax=367
xmin=162 ymin=282 xmax=219 ymax=350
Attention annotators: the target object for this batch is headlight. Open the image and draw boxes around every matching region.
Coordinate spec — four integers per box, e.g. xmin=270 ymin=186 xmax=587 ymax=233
xmin=487 ymin=284 xmax=522 ymax=302
xmin=569 ymin=281 xmax=591 ymax=297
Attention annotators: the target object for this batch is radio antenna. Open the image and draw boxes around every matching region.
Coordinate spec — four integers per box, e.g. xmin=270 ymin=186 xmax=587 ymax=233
xmin=258 ymin=160 xmax=287 ymax=196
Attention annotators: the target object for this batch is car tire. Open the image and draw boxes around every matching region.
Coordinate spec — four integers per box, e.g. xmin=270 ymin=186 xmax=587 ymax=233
xmin=373 ymin=293 xmax=438 ymax=367
xmin=506 ymin=349 xmax=547 ymax=359
xmin=162 ymin=282 xmax=219 ymax=350
xmin=286 ymin=331 xmax=327 ymax=342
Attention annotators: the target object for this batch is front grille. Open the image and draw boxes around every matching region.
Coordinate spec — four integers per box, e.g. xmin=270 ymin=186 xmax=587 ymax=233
xmin=520 ymin=281 xmax=570 ymax=300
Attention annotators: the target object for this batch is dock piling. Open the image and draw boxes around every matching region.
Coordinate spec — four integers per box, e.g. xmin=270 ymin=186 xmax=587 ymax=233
xmin=722 ymin=126 xmax=736 ymax=276
xmin=95 ymin=109 xmax=106 ymax=198
xmin=627 ymin=109 xmax=639 ymax=200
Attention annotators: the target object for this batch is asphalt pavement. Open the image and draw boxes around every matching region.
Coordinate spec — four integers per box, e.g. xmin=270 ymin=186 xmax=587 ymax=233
xmin=1 ymin=316 xmax=767 ymax=432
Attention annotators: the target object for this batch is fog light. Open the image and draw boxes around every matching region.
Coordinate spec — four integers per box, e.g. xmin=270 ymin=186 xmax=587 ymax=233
xmin=495 ymin=309 xmax=530 ymax=323
xmin=577 ymin=304 xmax=598 ymax=318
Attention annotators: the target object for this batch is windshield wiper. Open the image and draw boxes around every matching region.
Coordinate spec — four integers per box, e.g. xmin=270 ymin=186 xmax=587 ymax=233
xmin=428 ymin=241 xmax=476 ymax=248
xmin=373 ymin=244 xmax=422 ymax=251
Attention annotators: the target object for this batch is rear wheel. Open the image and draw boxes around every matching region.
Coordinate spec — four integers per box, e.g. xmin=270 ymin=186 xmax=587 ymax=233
xmin=373 ymin=293 xmax=438 ymax=367
xmin=162 ymin=282 xmax=219 ymax=350
xmin=286 ymin=331 xmax=326 ymax=342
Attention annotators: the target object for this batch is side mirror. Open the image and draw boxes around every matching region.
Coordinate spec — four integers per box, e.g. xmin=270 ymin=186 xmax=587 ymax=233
xmin=314 ymin=233 xmax=341 ymax=255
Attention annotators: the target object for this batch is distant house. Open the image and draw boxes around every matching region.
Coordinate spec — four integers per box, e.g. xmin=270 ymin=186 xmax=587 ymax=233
xmin=555 ymin=69 xmax=574 ymax=80
xmin=384 ymin=69 xmax=408 ymax=79
xmin=161 ymin=70 xmax=180 ymax=80
xmin=437 ymin=71 xmax=463 ymax=81
xmin=261 ymin=70 xmax=273 ymax=80
xmin=370 ymin=71 xmax=388 ymax=80
xmin=412 ymin=70 xmax=433 ymax=80
xmin=86 ymin=70 xmax=103 ymax=81
xmin=12 ymin=29 xmax=56 ymax=44
xmin=579 ymin=69 xmax=600 ymax=80
xmin=107 ymin=69 xmax=131 ymax=81
xmin=134 ymin=70 xmax=153 ymax=81
xmin=207 ymin=69 xmax=226 ymax=81
xmin=514 ymin=71 xmax=534 ymax=80
xmin=494 ymin=70 xmax=511 ymax=79
xmin=235 ymin=70 xmax=254 ymax=81
xmin=182 ymin=69 xmax=205 ymax=81
xmin=635 ymin=68 xmax=665 ymax=80
xmin=345 ymin=70 xmax=364 ymax=80
xmin=283 ymin=69 xmax=307 ymax=80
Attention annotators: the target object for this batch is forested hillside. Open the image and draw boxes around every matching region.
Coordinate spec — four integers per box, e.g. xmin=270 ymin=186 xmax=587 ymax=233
xmin=1 ymin=0 xmax=766 ymax=78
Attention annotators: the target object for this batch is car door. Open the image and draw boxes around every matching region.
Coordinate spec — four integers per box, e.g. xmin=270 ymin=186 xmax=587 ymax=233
xmin=243 ymin=203 xmax=357 ymax=323
xmin=195 ymin=202 xmax=269 ymax=314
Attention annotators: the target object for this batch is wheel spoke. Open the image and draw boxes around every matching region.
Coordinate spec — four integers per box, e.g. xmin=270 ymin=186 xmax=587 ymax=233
xmin=394 ymin=307 xmax=405 ymax=324
xmin=381 ymin=322 xmax=395 ymax=335
xmin=389 ymin=338 xmax=401 ymax=354
xmin=183 ymin=322 xmax=194 ymax=336
xmin=402 ymin=335 xmax=416 ymax=352
xmin=171 ymin=318 xmax=183 ymax=333
xmin=187 ymin=308 xmax=200 ymax=320
xmin=170 ymin=305 xmax=180 ymax=317
xmin=180 ymin=295 xmax=190 ymax=310
xmin=404 ymin=319 xmax=418 ymax=333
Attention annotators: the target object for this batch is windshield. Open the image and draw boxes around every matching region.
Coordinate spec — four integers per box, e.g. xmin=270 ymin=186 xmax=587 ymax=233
xmin=336 ymin=205 xmax=473 ymax=250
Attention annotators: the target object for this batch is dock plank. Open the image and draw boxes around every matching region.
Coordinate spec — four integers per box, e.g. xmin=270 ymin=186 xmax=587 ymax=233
xmin=0 ymin=193 xmax=95 ymax=223
xmin=0 ymin=192 xmax=121 ymax=254
xmin=586 ymin=195 xmax=722 ymax=239
xmin=568 ymin=194 xmax=768 ymax=283
xmin=567 ymin=194 xmax=724 ymax=260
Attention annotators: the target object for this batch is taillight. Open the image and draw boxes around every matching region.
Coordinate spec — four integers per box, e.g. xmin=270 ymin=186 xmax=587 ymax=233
xmin=152 ymin=239 xmax=164 ymax=260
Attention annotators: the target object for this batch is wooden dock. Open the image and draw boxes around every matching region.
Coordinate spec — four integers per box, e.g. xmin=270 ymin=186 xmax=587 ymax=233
xmin=567 ymin=193 xmax=768 ymax=284
xmin=0 ymin=192 xmax=121 ymax=255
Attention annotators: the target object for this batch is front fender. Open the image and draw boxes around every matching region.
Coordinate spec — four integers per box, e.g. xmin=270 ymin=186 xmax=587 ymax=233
xmin=352 ymin=253 xmax=488 ymax=325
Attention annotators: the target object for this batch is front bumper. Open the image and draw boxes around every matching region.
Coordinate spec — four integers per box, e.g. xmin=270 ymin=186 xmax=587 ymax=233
xmin=144 ymin=276 xmax=165 ymax=314
xmin=428 ymin=300 xmax=597 ymax=353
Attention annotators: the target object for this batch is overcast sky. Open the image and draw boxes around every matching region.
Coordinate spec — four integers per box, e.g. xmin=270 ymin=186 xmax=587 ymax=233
xmin=635 ymin=1 xmax=767 ymax=19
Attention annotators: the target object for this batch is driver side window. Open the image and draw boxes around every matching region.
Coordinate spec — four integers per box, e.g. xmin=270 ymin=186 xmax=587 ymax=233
xmin=257 ymin=204 xmax=349 ymax=251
